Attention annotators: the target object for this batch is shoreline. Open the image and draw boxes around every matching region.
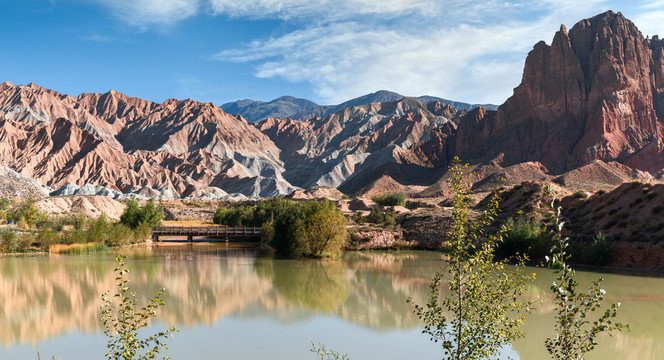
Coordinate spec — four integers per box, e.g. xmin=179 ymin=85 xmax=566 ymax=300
xmin=5 ymin=240 xmax=664 ymax=277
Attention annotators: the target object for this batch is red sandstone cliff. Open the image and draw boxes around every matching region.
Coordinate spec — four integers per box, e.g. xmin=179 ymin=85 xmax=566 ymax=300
xmin=455 ymin=11 xmax=664 ymax=173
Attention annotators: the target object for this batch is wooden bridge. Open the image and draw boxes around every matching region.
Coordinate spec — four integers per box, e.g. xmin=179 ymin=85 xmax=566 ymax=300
xmin=151 ymin=226 xmax=262 ymax=242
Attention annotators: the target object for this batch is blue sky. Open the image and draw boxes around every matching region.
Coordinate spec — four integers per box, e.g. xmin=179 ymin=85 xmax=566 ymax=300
xmin=0 ymin=0 xmax=662 ymax=106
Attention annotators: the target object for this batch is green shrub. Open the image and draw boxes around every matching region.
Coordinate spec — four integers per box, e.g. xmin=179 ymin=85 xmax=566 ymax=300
xmin=6 ymin=197 xmax=46 ymax=228
xmin=120 ymin=199 xmax=164 ymax=229
xmin=585 ymin=233 xmax=614 ymax=265
xmin=371 ymin=192 xmax=405 ymax=207
xmin=36 ymin=228 xmax=61 ymax=249
xmin=100 ymin=255 xmax=177 ymax=359
xmin=351 ymin=211 xmax=365 ymax=224
xmin=86 ymin=215 xmax=110 ymax=243
xmin=214 ymin=198 xmax=348 ymax=258
xmin=571 ymin=190 xmax=587 ymax=199
xmin=383 ymin=207 xmax=396 ymax=227
xmin=213 ymin=205 xmax=254 ymax=227
xmin=1 ymin=228 xmax=19 ymax=252
xmin=300 ymin=200 xmax=347 ymax=257
xmin=365 ymin=208 xmax=384 ymax=224
xmin=496 ymin=217 xmax=548 ymax=262
xmin=105 ymin=224 xmax=135 ymax=246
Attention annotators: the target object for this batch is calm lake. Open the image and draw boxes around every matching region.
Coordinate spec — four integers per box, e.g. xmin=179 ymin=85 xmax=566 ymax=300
xmin=0 ymin=244 xmax=662 ymax=360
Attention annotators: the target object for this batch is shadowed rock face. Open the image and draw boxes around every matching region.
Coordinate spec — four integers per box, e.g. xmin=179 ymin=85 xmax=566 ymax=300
xmin=455 ymin=11 xmax=664 ymax=173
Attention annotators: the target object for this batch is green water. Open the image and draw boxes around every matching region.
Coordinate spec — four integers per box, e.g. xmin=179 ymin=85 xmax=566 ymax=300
xmin=0 ymin=244 xmax=662 ymax=359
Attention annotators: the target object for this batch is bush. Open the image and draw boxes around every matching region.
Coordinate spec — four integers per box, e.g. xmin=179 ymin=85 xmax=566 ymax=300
xmin=6 ymin=197 xmax=46 ymax=228
xmin=351 ymin=211 xmax=365 ymax=224
xmin=1 ymin=228 xmax=19 ymax=252
xmin=36 ymin=228 xmax=61 ymax=249
xmin=372 ymin=192 xmax=405 ymax=207
xmin=365 ymin=208 xmax=384 ymax=224
xmin=214 ymin=198 xmax=348 ymax=258
xmin=572 ymin=233 xmax=614 ymax=266
xmin=0 ymin=229 xmax=32 ymax=252
xmin=120 ymin=199 xmax=164 ymax=229
xmin=105 ymin=224 xmax=135 ymax=246
xmin=213 ymin=205 xmax=254 ymax=227
xmin=497 ymin=217 xmax=549 ymax=262
xmin=300 ymin=200 xmax=347 ymax=258
xmin=383 ymin=207 xmax=396 ymax=227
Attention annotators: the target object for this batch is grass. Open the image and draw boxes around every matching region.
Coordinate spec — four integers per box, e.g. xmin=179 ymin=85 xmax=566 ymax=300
xmin=49 ymin=242 xmax=109 ymax=254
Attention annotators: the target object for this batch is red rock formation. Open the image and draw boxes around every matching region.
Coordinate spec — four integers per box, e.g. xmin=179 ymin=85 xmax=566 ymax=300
xmin=455 ymin=11 xmax=664 ymax=173
xmin=0 ymin=82 xmax=290 ymax=197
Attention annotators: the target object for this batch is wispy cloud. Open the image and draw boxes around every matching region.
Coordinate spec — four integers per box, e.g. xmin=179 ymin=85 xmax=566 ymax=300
xmin=94 ymin=0 xmax=201 ymax=28
xmin=80 ymin=34 xmax=116 ymax=43
xmin=212 ymin=0 xmax=610 ymax=104
xmin=632 ymin=4 xmax=664 ymax=37
xmin=91 ymin=0 xmax=633 ymax=103
xmin=633 ymin=12 xmax=664 ymax=37
xmin=207 ymin=0 xmax=439 ymax=20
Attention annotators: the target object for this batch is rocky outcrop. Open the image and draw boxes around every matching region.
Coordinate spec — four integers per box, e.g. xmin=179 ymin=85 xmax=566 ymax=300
xmin=455 ymin=11 xmax=664 ymax=173
xmin=0 ymin=83 xmax=291 ymax=198
xmin=347 ymin=230 xmax=412 ymax=250
xmin=258 ymin=97 xmax=454 ymax=191
xmin=0 ymin=165 xmax=49 ymax=198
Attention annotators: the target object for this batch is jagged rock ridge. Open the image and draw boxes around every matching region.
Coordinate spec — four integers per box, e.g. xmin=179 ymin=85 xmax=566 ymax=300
xmin=222 ymin=90 xmax=497 ymax=122
xmin=1 ymin=11 xmax=663 ymax=198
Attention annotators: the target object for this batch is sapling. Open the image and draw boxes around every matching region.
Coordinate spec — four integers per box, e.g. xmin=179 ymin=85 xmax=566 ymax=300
xmin=543 ymin=185 xmax=627 ymax=360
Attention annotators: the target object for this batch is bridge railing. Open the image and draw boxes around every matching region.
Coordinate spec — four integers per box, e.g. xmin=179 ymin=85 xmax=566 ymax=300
xmin=151 ymin=226 xmax=262 ymax=236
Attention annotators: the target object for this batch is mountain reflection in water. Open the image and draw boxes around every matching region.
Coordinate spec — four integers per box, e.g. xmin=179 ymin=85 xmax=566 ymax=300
xmin=0 ymin=244 xmax=662 ymax=360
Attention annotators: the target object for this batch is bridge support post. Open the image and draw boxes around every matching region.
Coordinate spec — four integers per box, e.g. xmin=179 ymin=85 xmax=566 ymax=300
xmin=188 ymin=234 xmax=193 ymax=242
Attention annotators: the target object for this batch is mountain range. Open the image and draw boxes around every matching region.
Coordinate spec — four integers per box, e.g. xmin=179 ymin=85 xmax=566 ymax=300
xmin=0 ymin=10 xmax=662 ymax=200
xmin=220 ymin=90 xmax=498 ymax=122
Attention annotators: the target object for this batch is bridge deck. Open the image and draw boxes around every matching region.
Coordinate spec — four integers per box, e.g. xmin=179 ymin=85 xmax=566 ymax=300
xmin=151 ymin=226 xmax=262 ymax=242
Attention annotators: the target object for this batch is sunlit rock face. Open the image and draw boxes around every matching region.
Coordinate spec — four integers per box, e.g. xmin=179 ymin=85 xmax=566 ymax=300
xmin=0 ymin=82 xmax=289 ymax=198
xmin=2 ymin=12 xmax=664 ymax=199
xmin=455 ymin=11 xmax=664 ymax=173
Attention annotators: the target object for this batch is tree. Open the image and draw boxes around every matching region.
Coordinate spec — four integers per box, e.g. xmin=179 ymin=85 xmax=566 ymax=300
xmin=365 ymin=208 xmax=384 ymax=224
xmin=120 ymin=198 xmax=141 ymax=229
xmin=120 ymin=199 xmax=163 ymax=229
xmin=7 ymin=196 xmax=44 ymax=228
xmin=301 ymin=200 xmax=347 ymax=257
xmin=140 ymin=199 xmax=164 ymax=227
xmin=100 ymin=255 xmax=177 ymax=360
xmin=408 ymin=158 xmax=534 ymax=360
xmin=543 ymin=186 xmax=627 ymax=360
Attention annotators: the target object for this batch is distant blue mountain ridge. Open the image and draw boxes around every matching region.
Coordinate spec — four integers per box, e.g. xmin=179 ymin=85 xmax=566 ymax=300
xmin=220 ymin=90 xmax=498 ymax=122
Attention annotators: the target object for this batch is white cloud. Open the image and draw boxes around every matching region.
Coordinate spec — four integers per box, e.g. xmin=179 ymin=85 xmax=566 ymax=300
xmin=633 ymin=10 xmax=664 ymax=37
xmin=80 ymin=34 xmax=116 ymax=43
xmin=208 ymin=0 xmax=440 ymax=20
xmin=91 ymin=0 xmax=622 ymax=103
xmin=95 ymin=0 xmax=201 ymax=27
xmin=212 ymin=0 xmax=611 ymax=104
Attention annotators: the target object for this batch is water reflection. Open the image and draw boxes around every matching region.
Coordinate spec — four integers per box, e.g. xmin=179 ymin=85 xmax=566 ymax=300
xmin=0 ymin=245 xmax=662 ymax=360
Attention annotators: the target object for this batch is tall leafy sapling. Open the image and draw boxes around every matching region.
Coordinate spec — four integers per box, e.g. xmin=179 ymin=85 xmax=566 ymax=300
xmin=543 ymin=185 xmax=627 ymax=360
xmin=100 ymin=255 xmax=177 ymax=360
xmin=409 ymin=158 xmax=534 ymax=360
